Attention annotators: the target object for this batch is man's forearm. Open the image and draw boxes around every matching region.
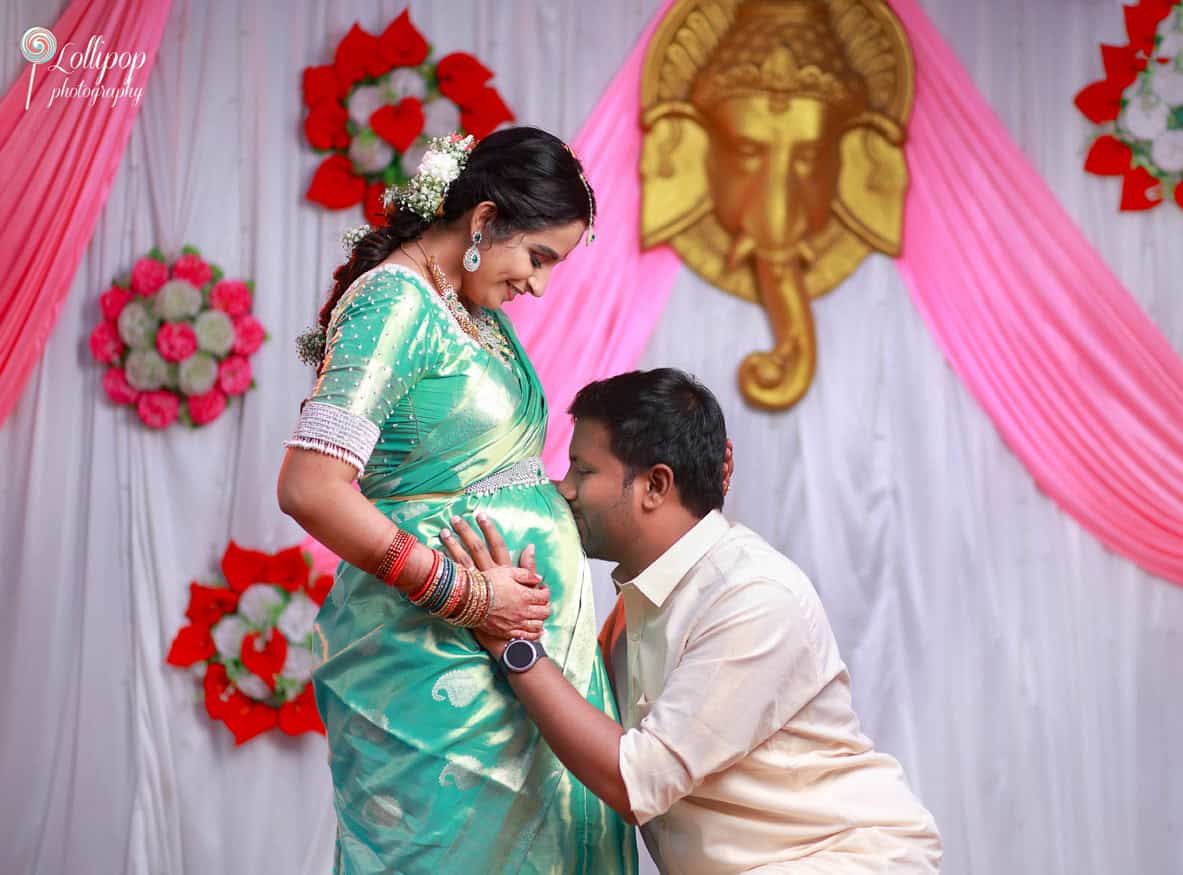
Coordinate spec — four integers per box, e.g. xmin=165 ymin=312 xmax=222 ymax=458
xmin=503 ymin=656 xmax=637 ymax=825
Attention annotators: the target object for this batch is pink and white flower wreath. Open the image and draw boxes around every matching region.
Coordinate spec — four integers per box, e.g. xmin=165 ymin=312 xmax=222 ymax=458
xmin=88 ymin=246 xmax=267 ymax=428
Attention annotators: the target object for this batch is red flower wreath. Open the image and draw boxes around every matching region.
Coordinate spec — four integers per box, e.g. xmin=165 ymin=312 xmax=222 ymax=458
xmin=302 ymin=8 xmax=514 ymax=224
xmin=167 ymin=541 xmax=336 ymax=745
xmin=1074 ymin=0 xmax=1183 ymax=210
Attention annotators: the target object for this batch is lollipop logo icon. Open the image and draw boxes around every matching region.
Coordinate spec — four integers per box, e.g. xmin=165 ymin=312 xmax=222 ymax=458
xmin=20 ymin=26 xmax=57 ymax=111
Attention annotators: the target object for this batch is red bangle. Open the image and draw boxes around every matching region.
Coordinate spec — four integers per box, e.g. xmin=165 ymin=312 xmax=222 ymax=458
xmin=377 ymin=530 xmax=416 ymax=586
xmin=408 ymin=550 xmax=440 ymax=601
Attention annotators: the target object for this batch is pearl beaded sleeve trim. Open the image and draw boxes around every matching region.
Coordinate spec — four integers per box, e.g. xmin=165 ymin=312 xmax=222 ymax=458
xmin=284 ymin=401 xmax=381 ymax=477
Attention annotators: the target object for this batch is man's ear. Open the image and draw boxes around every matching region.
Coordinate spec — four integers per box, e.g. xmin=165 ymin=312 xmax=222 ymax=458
xmin=642 ymin=464 xmax=676 ymax=510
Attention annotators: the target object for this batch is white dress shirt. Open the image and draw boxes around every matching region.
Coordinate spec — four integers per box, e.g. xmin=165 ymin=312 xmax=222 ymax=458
xmin=613 ymin=511 xmax=941 ymax=874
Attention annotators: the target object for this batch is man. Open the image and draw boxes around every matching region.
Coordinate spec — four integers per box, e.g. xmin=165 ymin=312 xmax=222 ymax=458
xmin=443 ymin=368 xmax=941 ymax=873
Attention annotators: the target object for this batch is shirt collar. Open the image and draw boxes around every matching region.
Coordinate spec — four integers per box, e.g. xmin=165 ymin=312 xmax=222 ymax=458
xmin=614 ymin=510 xmax=730 ymax=608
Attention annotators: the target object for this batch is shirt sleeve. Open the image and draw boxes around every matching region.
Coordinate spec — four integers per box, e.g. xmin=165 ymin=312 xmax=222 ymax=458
xmin=285 ymin=270 xmax=439 ymax=475
xmin=617 ymin=576 xmax=833 ymax=824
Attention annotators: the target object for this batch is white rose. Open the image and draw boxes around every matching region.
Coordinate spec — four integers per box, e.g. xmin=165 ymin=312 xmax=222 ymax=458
xmin=419 ymin=150 xmax=460 ymax=182
xmin=347 ymin=85 xmax=386 ymax=129
xmin=276 ymin=592 xmax=319 ymax=644
xmin=124 ymin=348 xmax=168 ymax=391
xmin=238 ymin=583 xmax=286 ymax=626
xmin=348 ymin=130 xmax=395 ymax=175
xmin=1119 ymin=91 xmax=1170 ymax=140
xmin=178 ymin=352 xmax=218 ymax=396
xmin=194 ymin=310 xmax=235 ymax=356
xmin=235 ymin=672 xmax=273 ymax=702
xmin=279 ymin=645 xmax=319 ymax=685
xmin=1152 ymin=129 xmax=1183 ymax=172
xmin=382 ymin=68 xmax=427 ymax=102
xmin=1151 ymin=65 xmax=1183 ymax=106
xmin=117 ymin=300 xmax=158 ymax=349
xmin=152 ymin=279 xmax=203 ymax=320
xmin=212 ymin=615 xmax=249 ymax=659
xmin=421 ymin=98 xmax=461 ymax=139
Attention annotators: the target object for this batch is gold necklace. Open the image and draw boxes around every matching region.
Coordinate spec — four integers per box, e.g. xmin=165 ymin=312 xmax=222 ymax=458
xmin=403 ymin=242 xmax=513 ymax=363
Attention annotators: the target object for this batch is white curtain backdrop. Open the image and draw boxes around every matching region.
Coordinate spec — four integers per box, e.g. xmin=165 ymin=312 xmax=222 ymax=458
xmin=1 ymin=2 xmax=1180 ymax=874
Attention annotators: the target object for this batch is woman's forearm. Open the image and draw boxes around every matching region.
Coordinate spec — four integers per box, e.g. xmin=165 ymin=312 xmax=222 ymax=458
xmin=277 ymin=449 xmax=434 ymax=592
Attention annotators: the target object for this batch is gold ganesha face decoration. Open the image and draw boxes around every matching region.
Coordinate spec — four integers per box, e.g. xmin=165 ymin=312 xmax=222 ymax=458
xmin=640 ymin=0 xmax=915 ymax=409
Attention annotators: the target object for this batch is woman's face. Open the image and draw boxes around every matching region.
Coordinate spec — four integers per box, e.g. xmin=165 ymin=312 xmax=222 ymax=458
xmin=458 ymin=219 xmax=587 ymax=310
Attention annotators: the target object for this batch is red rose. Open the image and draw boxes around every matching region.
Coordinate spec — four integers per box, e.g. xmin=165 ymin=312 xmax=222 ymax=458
xmin=1084 ymin=135 xmax=1133 ymax=176
xmin=171 ymin=253 xmax=213 ymax=287
xmin=89 ymin=321 xmax=124 ymax=364
xmin=222 ymin=696 xmax=279 ymax=745
xmin=1074 ymin=78 xmax=1125 ymax=124
xmin=304 ymin=100 xmax=350 ymax=151
xmin=102 ymin=368 xmax=139 ymax=405
xmin=130 ymin=257 xmax=169 ymax=297
xmin=307 ymin=154 xmax=367 ymax=210
xmin=166 ymin=623 xmax=215 ymax=666
xmin=204 ymin=664 xmax=277 ymax=744
xmin=302 ymin=64 xmax=346 ymax=108
xmin=232 ymin=314 xmax=266 ymax=356
xmin=1176 ymin=180 xmax=1183 ymax=209
xmin=1120 ymin=165 xmax=1164 ymax=211
xmin=460 ymin=86 xmax=514 ymax=139
xmin=100 ymin=285 xmax=133 ymax=321
xmin=218 ymin=355 xmax=253 ymax=396
xmin=378 ymin=10 xmax=429 ymax=68
xmin=241 ymin=630 xmax=288 ymax=690
xmin=156 ymin=321 xmax=198 ymax=362
xmin=185 ymin=582 xmax=240 ymax=626
xmin=136 ymin=390 xmax=179 ymax=428
xmin=222 ymin=540 xmax=272 ymax=592
xmin=371 ymin=97 xmax=424 ymax=152
xmin=187 ymin=388 xmax=227 ymax=426
xmin=334 ymin=24 xmax=385 ymax=90
xmin=263 ymin=546 xmax=311 ymax=592
xmin=436 ymin=53 xmax=493 ymax=106
xmin=278 ymin=685 xmax=325 ymax=737
xmin=364 ymin=182 xmax=387 ymax=227
xmin=306 ymin=573 xmax=334 ymax=606
xmin=210 ymin=280 xmax=253 ymax=317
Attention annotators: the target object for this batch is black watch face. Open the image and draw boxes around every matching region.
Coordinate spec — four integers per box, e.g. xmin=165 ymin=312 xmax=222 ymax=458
xmin=504 ymin=640 xmax=536 ymax=671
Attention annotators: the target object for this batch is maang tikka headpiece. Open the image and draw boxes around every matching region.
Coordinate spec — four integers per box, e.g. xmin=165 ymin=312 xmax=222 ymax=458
xmin=565 ymin=144 xmax=596 ymax=245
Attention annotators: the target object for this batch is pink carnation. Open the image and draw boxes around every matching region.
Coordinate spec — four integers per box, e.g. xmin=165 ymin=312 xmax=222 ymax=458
xmin=136 ymin=390 xmax=179 ymax=428
xmin=130 ymin=258 xmax=169 ymax=297
xmin=102 ymin=368 xmax=139 ymax=405
xmin=210 ymin=280 xmax=252 ymax=317
xmin=88 ymin=321 xmax=125 ymax=364
xmin=187 ymin=387 xmax=227 ymax=425
xmin=156 ymin=321 xmax=198 ymax=362
xmin=218 ymin=355 xmax=253 ymax=396
xmin=233 ymin=315 xmax=266 ymax=356
xmin=100 ymin=286 xmax=133 ymax=321
xmin=171 ymin=253 xmax=213 ymax=287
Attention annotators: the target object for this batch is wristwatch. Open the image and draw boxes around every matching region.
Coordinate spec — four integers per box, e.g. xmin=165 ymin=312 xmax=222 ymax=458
xmin=498 ymin=638 xmax=546 ymax=674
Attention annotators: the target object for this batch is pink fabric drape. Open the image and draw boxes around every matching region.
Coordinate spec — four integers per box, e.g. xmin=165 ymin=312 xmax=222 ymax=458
xmin=889 ymin=0 xmax=1183 ymax=584
xmin=504 ymin=0 xmax=681 ymax=475
xmin=0 ymin=0 xmax=172 ymax=426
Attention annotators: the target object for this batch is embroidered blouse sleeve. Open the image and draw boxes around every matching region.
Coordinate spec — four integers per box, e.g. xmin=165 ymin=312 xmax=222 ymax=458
xmin=285 ymin=270 xmax=439 ymax=476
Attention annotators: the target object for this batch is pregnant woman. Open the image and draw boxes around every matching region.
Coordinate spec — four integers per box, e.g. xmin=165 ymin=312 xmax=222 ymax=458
xmin=278 ymin=127 xmax=635 ymax=874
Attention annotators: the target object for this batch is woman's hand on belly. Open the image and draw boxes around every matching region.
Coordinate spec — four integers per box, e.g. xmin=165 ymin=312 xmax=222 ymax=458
xmin=441 ymin=514 xmax=552 ymax=641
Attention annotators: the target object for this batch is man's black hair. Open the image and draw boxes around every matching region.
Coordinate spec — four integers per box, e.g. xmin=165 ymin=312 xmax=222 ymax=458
xmin=569 ymin=368 xmax=726 ymax=517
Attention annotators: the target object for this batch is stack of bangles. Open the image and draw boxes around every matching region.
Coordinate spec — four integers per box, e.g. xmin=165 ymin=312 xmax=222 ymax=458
xmin=375 ymin=530 xmax=495 ymax=628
